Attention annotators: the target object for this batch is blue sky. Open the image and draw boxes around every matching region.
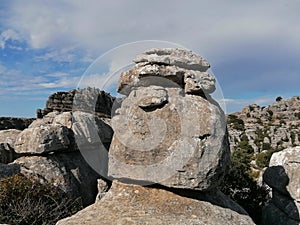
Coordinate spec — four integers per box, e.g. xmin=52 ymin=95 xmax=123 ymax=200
xmin=0 ymin=0 xmax=299 ymax=117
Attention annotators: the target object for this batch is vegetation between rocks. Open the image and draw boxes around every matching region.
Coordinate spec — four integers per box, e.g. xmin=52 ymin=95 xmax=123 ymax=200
xmin=0 ymin=174 xmax=83 ymax=225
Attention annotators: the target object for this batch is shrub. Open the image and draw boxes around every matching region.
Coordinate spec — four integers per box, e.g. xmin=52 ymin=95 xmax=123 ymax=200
xmin=237 ymin=134 xmax=254 ymax=154
xmin=227 ymin=115 xmax=245 ymax=131
xmin=221 ymin=149 xmax=270 ymax=224
xmin=0 ymin=174 xmax=83 ymax=225
xmin=276 ymin=96 xmax=282 ymax=102
xmin=256 ymin=151 xmax=272 ymax=168
xmin=262 ymin=143 xmax=271 ymax=150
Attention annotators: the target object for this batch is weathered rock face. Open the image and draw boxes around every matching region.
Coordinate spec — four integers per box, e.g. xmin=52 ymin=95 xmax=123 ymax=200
xmin=14 ymin=112 xmax=73 ymax=154
xmin=118 ymin=48 xmax=212 ymax=96
xmin=133 ymin=48 xmax=210 ymax=71
xmin=39 ymin=88 xmax=115 ymax=118
xmin=0 ymin=117 xmax=35 ymax=130
xmin=56 ymin=181 xmax=255 ymax=225
xmin=0 ymin=111 xmax=114 ymax=207
xmin=109 ymin=86 xmax=229 ymax=190
xmin=262 ymin=146 xmax=300 ymax=225
xmin=72 ymin=111 xmax=114 ymax=176
xmin=11 ymin=152 xmax=102 ymax=206
xmin=109 ymin=48 xmax=230 ymax=191
xmin=0 ymin=129 xmax=21 ymax=163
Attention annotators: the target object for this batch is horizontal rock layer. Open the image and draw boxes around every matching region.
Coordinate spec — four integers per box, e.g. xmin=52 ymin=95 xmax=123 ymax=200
xmin=56 ymin=181 xmax=255 ymax=225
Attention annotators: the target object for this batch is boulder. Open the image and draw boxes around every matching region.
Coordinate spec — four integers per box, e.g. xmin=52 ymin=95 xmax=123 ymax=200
xmin=12 ymin=152 xmax=104 ymax=206
xmin=262 ymin=146 xmax=300 ymax=224
xmin=56 ymin=181 xmax=255 ymax=225
xmin=14 ymin=123 xmax=71 ymax=154
xmin=109 ymin=85 xmax=229 ymax=190
xmin=0 ymin=129 xmax=21 ymax=163
xmin=0 ymin=129 xmax=21 ymax=145
xmin=72 ymin=111 xmax=114 ymax=176
xmin=109 ymin=48 xmax=229 ymax=191
xmin=265 ymin=146 xmax=300 ymax=202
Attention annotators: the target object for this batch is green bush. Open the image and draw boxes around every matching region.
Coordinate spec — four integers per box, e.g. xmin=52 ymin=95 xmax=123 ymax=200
xmin=256 ymin=151 xmax=272 ymax=168
xmin=227 ymin=115 xmax=245 ymax=131
xmin=0 ymin=174 xmax=83 ymax=225
xmin=256 ymin=148 xmax=281 ymax=169
xmin=237 ymin=134 xmax=254 ymax=154
xmin=221 ymin=149 xmax=270 ymax=225
xmin=262 ymin=143 xmax=271 ymax=150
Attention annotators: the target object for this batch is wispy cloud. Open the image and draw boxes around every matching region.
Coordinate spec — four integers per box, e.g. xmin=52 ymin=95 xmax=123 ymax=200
xmin=0 ymin=29 xmax=22 ymax=49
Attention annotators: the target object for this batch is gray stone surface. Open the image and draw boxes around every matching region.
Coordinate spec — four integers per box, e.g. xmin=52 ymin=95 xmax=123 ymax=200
xmin=12 ymin=152 xmax=102 ymax=206
xmin=56 ymin=181 xmax=255 ymax=225
xmin=41 ymin=88 xmax=115 ymax=118
xmin=109 ymin=87 xmax=229 ymax=190
xmin=268 ymin=146 xmax=300 ymax=201
xmin=72 ymin=111 xmax=114 ymax=177
xmin=133 ymin=48 xmax=210 ymax=71
xmin=117 ymin=62 xmax=215 ymax=96
xmin=262 ymin=146 xmax=300 ymax=224
xmin=0 ymin=129 xmax=21 ymax=145
xmin=0 ymin=129 xmax=21 ymax=163
xmin=14 ymin=123 xmax=71 ymax=154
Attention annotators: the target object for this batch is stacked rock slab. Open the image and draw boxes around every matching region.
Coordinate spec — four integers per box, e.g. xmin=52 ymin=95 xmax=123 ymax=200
xmin=109 ymin=48 xmax=230 ymax=191
xmin=262 ymin=146 xmax=300 ymax=225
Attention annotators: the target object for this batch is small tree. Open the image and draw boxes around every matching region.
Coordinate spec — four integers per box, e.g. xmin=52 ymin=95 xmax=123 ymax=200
xmin=276 ymin=96 xmax=282 ymax=102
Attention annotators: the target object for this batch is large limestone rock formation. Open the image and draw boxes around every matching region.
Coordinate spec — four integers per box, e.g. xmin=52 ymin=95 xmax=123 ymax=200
xmin=109 ymin=48 xmax=230 ymax=191
xmin=56 ymin=181 xmax=254 ymax=225
xmin=262 ymin=146 xmax=300 ymax=225
xmin=57 ymin=48 xmax=254 ymax=225
xmin=1 ymin=110 xmax=113 ymax=206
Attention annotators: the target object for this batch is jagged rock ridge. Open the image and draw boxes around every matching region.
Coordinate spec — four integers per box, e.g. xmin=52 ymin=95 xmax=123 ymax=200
xmin=228 ymin=96 xmax=300 ymax=154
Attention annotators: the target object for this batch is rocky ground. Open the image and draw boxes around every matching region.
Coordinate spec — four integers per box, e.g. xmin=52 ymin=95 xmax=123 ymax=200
xmin=228 ymin=96 xmax=300 ymax=154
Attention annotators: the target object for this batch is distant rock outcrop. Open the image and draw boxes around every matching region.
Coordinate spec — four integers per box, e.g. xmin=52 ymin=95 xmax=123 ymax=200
xmin=228 ymin=96 xmax=300 ymax=154
xmin=38 ymin=88 xmax=115 ymax=118
xmin=262 ymin=146 xmax=300 ymax=225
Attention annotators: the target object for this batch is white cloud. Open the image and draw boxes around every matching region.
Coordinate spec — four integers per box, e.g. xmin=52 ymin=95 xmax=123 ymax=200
xmin=5 ymin=0 xmax=300 ymax=58
xmin=0 ymin=29 xmax=22 ymax=49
